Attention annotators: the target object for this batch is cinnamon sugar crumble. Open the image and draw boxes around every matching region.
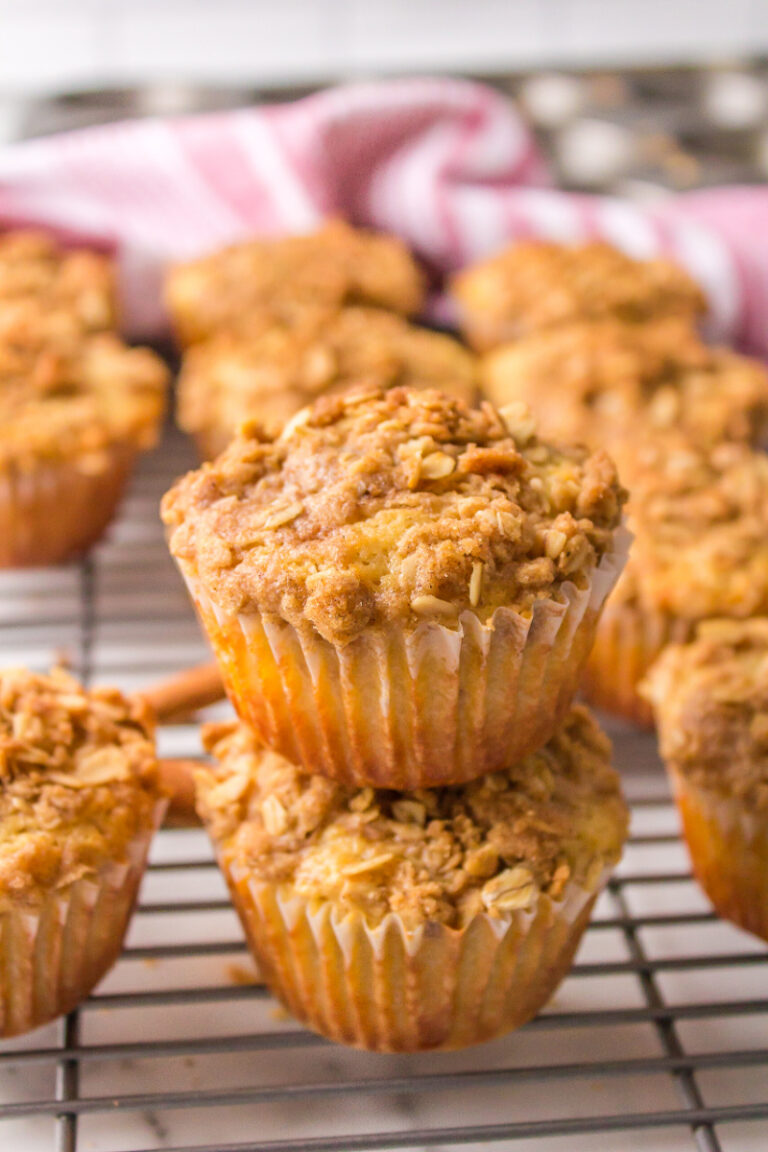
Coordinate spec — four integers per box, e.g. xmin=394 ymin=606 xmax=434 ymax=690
xmin=644 ymin=619 xmax=768 ymax=810
xmin=162 ymin=386 xmax=626 ymax=645
xmin=451 ymin=240 xmax=706 ymax=350
xmin=165 ymin=219 xmax=425 ymax=346
xmin=198 ymin=706 xmax=628 ymax=930
xmin=0 ymin=669 xmax=161 ymax=901
xmin=0 ymin=334 xmax=168 ymax=467
xmin=0 ymin=230 xmax=116 ymax=348
xmin=482 ymin=318 xmax=768 ymax=448
xmin=612 ymin=437 xmax=768 ymax=620
xmin=177 ymin=305 xmax=477 ymax=456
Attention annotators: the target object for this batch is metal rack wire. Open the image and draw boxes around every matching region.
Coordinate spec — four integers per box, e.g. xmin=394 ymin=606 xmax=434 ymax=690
xmin=1 ymin=428 xmax=768 ymax=1152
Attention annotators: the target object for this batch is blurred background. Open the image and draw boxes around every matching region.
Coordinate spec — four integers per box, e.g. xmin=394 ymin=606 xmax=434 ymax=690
xmin=2 ymin=0 xmax=768 ymax=198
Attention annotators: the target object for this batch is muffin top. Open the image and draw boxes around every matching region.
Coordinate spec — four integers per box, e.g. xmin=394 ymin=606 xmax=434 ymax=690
xmin=0 ymin=668 xmax=161 ymax=905
xmin=481 ymin=318 xmax=768 ymax=449
xmin=165 ymin=220 xmax=425 ymax=345
xmin=0 ymin=229 xmax=116 ymax=347
xmin=451 ymin=240 xmax=706 ymax=349
xmin=163 ymin=387 xmax=626 ymax=645
xmin=177 ymin=305 xmax=477 ymax=453
xmin=198 ymin=706 xmax=628 ymax=930
xmin=643 ymin=619 xmax=768 ymax=809
xmin=615 ymin=438 xmax=768 ymax=620
xmin=0 ymin=333 xmax=168 ymax=469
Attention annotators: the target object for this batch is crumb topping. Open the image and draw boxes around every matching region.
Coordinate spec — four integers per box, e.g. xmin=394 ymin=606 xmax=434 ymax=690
xmin=613 ymin=437 xmax=768 ymax=620
xmin=198 ymin=706 xmax=627 ymax=930
xmin=0 ymin=333 xmax=168 ymax=468
xmin=0 ymin=668 xmax=161 ymax=902
xmin=482 ymin=318 xmax=768 ymax=448
xmin=177 ymin=305 xmax=477 ymax=453
xmin=165 ymin=220 xmax=425 ymax=344
xmin=451 ymin=240 xmax=706 ymax=349
xmin=644 ymin=619 xmax=768 ymax=809
xmin=0 ymin=229 xmax=116 ymax=346
xmin=162 ymin=387 xmax=626 ymax=645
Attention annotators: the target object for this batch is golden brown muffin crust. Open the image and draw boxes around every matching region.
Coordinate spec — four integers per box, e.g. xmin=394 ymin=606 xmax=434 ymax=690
xmin=198 ymin=706 xmax=627 ymax=930
xmin=482 ymin=318 xmax=768 ymax=448
xmin=644 ymin=619 xmax=768 ymax=810
xmin=0 ymin=333 xmax=168 ymax=469
xmin=177 ymin=305 xmax=477 ymax=454
xmin=0 ymin=229 xmax=116 ymax=347
xmin=0 ymin=668 xmax=162 ymax=904
xmin=165 ymin=219 xmax=425 ymax=345
xmin=163 ymin=387 xmax=626 ymax=645
xmin=614 ymin=438 xmax=768 ymax=620
xmin=451 ymin=240 xmax=706 ymax=349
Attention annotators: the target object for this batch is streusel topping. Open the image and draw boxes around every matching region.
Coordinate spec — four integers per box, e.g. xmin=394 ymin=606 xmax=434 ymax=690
xmin=613 ymin=438 xmax=768 ymax=620
xmin=0 ymin=668 xmax=161 ymax=901
xmin=0 ymin=333 xmax=168 ymax=468
xmin=451 ymin=240 xmax=706 ymax=349
xmin=643 ymin=619 xmax=768 ymax=809
xmin=163 ymin=387 xmax=626 ymax=644
xmin=198 ymin=706 xmax=627 ymax=930
xmin=178 ymin=305 xmax=477 ymax=454
xmin=165 ymin=219 xmax=425 ymax=344
xmin=482 ymin=318 xmax=768 ymax=448
xmin=0 ymin=229 xmax=116 ymax=347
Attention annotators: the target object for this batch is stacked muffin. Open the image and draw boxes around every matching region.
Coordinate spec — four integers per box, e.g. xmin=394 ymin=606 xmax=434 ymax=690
xmin=452 ymin=238 xmax=768 ymax=727
xmin=0 ymin=230 xmax=169 ymax=568
xmin=165 ymin=221 xmax=478 ymax=458
xmin=163 ymin=384 xmax=629 ymax=1051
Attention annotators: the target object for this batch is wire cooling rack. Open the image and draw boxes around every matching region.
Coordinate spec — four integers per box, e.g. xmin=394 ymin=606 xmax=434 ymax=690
xmin=1 ymin=426 xmax=768 ymax=1152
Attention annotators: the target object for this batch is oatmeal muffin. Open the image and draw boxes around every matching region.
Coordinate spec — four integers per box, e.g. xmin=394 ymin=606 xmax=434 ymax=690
xmin=163 ymin=386 xmax=628 ymax=788
xmin=0 ymin=668 xmax=165 ymax=1036
xmin=481 ymin=318 xmax=768 ymax=449
xmin=583 ymin=437 xmax=768 ymax=726
xmin=165 ymin=220 xmax=425 ymax=346
xmin=197 ymin=706 xmax=628 ymax=1051
xmin=451 ymin=240 xmax=707 ymax=351
xmin=178 ymin=306 xmax=477 ymax=458
xmin=0 ymin=333 xmax=168 ymax=567
xmin=0 ymin=229 xmax=116 ymax=348
xmin=644 ymin=619 xmax=768 ymax=941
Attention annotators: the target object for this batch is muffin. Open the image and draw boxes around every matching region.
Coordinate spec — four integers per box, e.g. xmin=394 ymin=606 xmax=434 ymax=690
xmin=163 ymin=386 xmax=628 ymax=788
xmin=583 ymin=437 xmax=768 ymax=727
xmin=177 ymin=306 xmax=477 ymax=458
xmin=197 ymin=706 xmax=628 ymax=1052
xmin=0 ymin=668 xmax=166 ymax=1036
xmin=0 ymin=229 xmax=116 ymax=348
xmin=0 ymin=333 xmax=168 ymax=567
xmin=644 ymin=619 xmax=768 ymax=941
xmin=451 ymin=240 xmax=707 ymax=351
xmin=481 ymin=317 xmax=768 ymax=450
xmin=165 ymin=220 xmax=425 ymax=346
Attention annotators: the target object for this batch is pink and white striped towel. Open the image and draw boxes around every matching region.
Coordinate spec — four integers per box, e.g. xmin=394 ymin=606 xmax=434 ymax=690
xmin=0 ymin=76 xmax=765 ymax=351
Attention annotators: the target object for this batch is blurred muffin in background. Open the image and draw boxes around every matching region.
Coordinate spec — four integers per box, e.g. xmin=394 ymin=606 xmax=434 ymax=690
xmin=0 ymin=333 xmax=168 ymax=567
xmin=481 ymin=317 xmax=768 ymax=450
xmin=583 ymin=436 xmax=768 ymax=727
xmin=451 ymin=239 xmax=706 ymax=351
xmin=644 ymin=619 xmax=768 ymax=942
xmin=165 ymin=219 xmax=426 ymax=346
xmin=177 ymin=306 xmax=477 ymax=458
xmin=0 ymin=230 xmax=117 ymax=348
xmin=197 ymin=706 xmax=628 ymax=1052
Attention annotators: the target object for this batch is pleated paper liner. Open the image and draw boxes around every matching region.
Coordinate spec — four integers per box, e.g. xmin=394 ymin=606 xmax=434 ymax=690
xmin=0 ymin=799 xmax=166 ymax=1037
xmin=218 ymin=860 xmax=612 ymax=1053
xmin=177 ymin=527 xmax=630 ymax=789
xmin=669 ymin=766 xmax=768 ymax=943
xmin=0 ymin=444 xmax=137 ymax=568
xmin=582 ymin=598 xmax=694 ymax=728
